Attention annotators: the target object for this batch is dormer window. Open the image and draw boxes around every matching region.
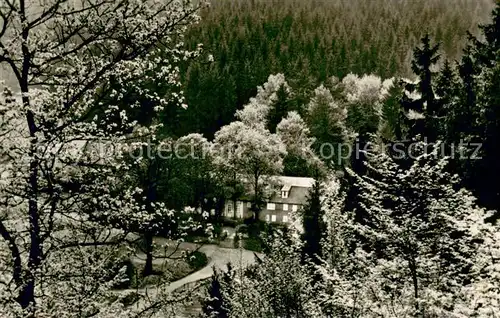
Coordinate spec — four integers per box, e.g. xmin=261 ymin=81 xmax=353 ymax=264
xmin=281 ymin=184 xmax=291 ymax=199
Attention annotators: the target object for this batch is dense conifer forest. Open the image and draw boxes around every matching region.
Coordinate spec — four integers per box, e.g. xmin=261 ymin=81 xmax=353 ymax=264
xmin=178 ymin=0 xmax=495 ymax=138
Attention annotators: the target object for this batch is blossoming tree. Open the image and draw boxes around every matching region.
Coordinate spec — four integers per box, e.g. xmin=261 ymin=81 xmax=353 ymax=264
xmin=212 ymin=121 xmax=286 ymax=220
xmin=0 ymin=0 xmax=205 ymax=316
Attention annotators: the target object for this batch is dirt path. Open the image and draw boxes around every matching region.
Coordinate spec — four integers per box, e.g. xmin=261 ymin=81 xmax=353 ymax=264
xmin=119 ymin=238 xmax=261 ymax=316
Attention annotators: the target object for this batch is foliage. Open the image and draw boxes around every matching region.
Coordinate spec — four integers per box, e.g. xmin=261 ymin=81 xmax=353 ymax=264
xmin=226 ymin=231 xmax=324 ymax=318
xmin=276 ymin=111 xmax=322 ymax=176
xmin=400 ymin=34 xmax=442 ymax=140
xmin=306 ymin=83 xmax=349 ymax=168
xmin=343 ymin=73 xmax=392 ymax=137
xmin=242 ymin=237 xmax=263 ymax=253
xmin=334 ymin=141 xmax=499 ymax=316
xmin=212 ymin=121 xmax=286 ymax=217
xmin=447 ymin=3 xmax=500 ymax=215
xmin=399 ymin=2 xmax=500 ymax=214
xmin=200 ymin=269 xmax=230 ymax=318
xmin=0 ymin=0 xmax=206 ymax=316
xmin=300 ymin=179 xmax=326 ymax=266
xmin=235 ymin=73 xmax=291 ymax=129
xmin=233 ymin=234 xmax=241 ymax=249
xmin=187 ymin=251 xmax=209 ymax=271
xmin=177 ymin=0 xmax=494 ymax=138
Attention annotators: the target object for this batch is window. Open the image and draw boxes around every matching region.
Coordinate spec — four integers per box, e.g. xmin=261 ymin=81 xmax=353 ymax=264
xmin=267 ymin=203 xmax=276 ymax=210
xmin=237 ymin=202 xmax=243 ymax=218
xmin=246 ymin=202 xmax=251 ymax=208
xmin=281 ymin=185 xmax=291 ymax=198
xmin=283 ymin=215 xmax=289 ymax=223
xmin=265 ymin=214 xmax=270 ymax=222
xmin=283 ymin=203 xmax=288 ymax=211
xmin=292 ymin=204 xmax=298 ymax=212
xmin=227 ymin=202 xmax=233 ymax=216
xmin=271 ymin=215 xmax=277 ymax=222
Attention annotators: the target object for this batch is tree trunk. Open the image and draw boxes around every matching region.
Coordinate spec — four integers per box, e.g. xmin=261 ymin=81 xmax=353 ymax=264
xmin=253 ymin=172 xmax=259 ymax=221
xmin=232 ymin=172 xmax=238 ymax=219
xmin=17 ymin=12 xmax=41 ymax=312
xmin=143 ymin=232 xmax=154 ymax=276
xmin=19 ymin=109 xmax=41 ymax=314
xmin=409 ymin=257 xmax=419 ymax=316
xmin=143 ymin=160 xmax=159 ymax=276
xmin=233 ymin=198 xmax=237 ymax=219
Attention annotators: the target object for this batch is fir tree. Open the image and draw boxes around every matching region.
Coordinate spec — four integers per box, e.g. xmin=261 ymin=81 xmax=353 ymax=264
xmin=306 ymin=84 xmax=348 ymax=168
xmin=267 ymin=84 xmax=293 ymax=133
xmin=446 ymin=3 xmax=500 ymax=214
xmin=301 ymin=179 xmax=327 ymax=266
xmin=473 ymin=3 xmax=500 ymax=68
xmin=435 ymin=59 xmax=459 ymax=140
xmin=200 ymin=269 xmax=230 ymax=318
xmin=400 ymin=34 xmax=441 ymax=140
xmin=473 ymin=56 xmax=500 ymax=218
xmin=379 ymin=80 xmax=405 ymax=141
xmin=345 ymin=141 xmax=491 ymax=316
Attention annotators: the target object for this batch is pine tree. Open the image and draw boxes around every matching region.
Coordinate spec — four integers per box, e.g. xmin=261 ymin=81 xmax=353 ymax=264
xmin=472 ymin=3 xmax=500 ymax=68
xmin=306 ymin=84 xmax=348 ymax=168
xmin=344 ymin=141 xmax=490 ymax=316
xmin=267 ymin=84 xmax=293 ymax=133
xmin=445 ymin=3 xmax=500 ymax=214
xmin=200 ymin=269 xmax=229 ymax=318
xmin=400 ymin=34 xmax=441 ymax=140
xmin=473 ymin=57 xmax=500 ymax=218
xmin=435 ymin=59 xmax=459 ymax=140
xmin=379 ymin=79 xmax=405 ymax=141
xmin=301 ymin=179 xmax=327 ymax=266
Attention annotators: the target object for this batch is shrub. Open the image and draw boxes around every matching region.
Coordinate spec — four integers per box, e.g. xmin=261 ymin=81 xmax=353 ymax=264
xmin=243 ymin=237 xmax=263 ymax=252
xmin=212 ymin=223 xmax=222 ymax=238
xmin=221 ymin=218 xmax=243 ymax=227
xmin=247 ymin=222 xmax=262 ymax=238
xmin=187 ymin=251 xmax=209 ymax=270
xmin=233 ymin=233 xmax=241 ymax=248
xmin=220 ymin=230 xmax=228 ymax=241
xmin=120 ymin=292 xmax=141 ymax=307
xmin=104 ymin=252 xmax=137 ymax=290
xmin=118 ymin=259 xmax=137 ymax=289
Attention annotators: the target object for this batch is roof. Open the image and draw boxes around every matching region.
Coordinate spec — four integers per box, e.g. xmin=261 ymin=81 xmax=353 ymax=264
xmin=269 ymin=186 xmax=310 ymax=205
xmin=271 ymin=176 xmax=314 ymax=204
xmin=274 ymin=176 xmax=315 ymax=188
xmin=233 ymin=175 xmax=315 ymax=205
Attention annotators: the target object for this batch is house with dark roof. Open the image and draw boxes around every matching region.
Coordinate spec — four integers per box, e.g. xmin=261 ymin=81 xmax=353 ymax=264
xmin=223 ymin=176 xmax=315 ymax=224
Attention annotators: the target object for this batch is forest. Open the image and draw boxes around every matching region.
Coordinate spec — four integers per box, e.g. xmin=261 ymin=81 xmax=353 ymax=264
xmin=1 ymin=0 xmax=500 ymax=317
xmin=177 ymin=0 xmax=495 ymax=138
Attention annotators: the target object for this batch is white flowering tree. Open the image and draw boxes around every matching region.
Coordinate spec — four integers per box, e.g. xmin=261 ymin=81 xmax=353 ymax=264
xmin=212 ymin=121 xmax=286 ymax=220
xmin=118 ymin=134 xmax=208 ymax=277
xmin=276 ymin=111 xmax=322 ymax=177
xmin=341 ymin=73 xmax=394 ymax=136
xmin=0 ymin=0 xmax=206 ymax=316
xmin=226 ymin=231 xmax=324 ymax=318
xmin=306 ymin=84 xmax=348 ymax=167
xmin=235 ymin=73 xmax=291 ymax=129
